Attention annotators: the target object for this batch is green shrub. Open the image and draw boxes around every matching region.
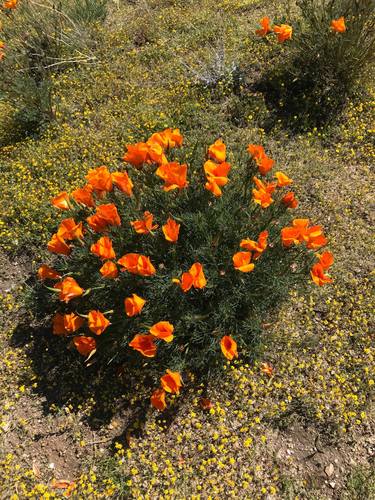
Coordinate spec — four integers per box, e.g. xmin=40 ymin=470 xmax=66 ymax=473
xmin=255 ymin=0 xmax=375 ymax=130
xmin=31 ymin=130 xmax=333 ymax=408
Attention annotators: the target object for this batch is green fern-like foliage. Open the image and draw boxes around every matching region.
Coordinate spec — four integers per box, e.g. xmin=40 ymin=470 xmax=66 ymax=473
xmin=33 ymin=130 xmax=331 ymax=382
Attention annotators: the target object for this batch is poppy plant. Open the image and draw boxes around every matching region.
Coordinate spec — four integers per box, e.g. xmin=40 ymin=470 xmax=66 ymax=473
xmin=99 ymin=261 xmax=118 ymax=279
xmin=124 ymin=293 xmax=146 ymax=317
xmin=149 ymin=321 xmax=174 ymax=342
xmin=282 ymin=191 xmax=298 ymax=209
xmin=252 ymin=176 xmax=277 ymax=208
xmin=87 ymin=203 xmax=121 ymax=232
xmin=331 ymin=17 xmax=346 ymax=33
xmin=86 ymin=166 xmax=113 ymax=194
xmin=173 ymin=262 xmax=207 ymax=291
xmin=123 ymin=142 xmax=150 ymax=167
xmin=47 ymin=233 xmax=71 ymax=256
xmin=111 ymin=171 xmax=133 ymax=196
xmin=204 ymin=160 xmax=231 ymax=197
xmin=90 ymin=236 xmax=116 ymax=260
xmin=317 ymin=250 xmax=334 ymax=270
xmin=73 ymin=336 xmax=96 ymax=357
xmin=3 ymin=0 xmax=18 ymax=9
xmin=88 ymin=310 xmax=111 ymax=335
xmin=208 ymin=139 xmax=226 ymax=163
xmin=220 ymin=335 xmax=238 ymax=360
xmin=281 ymin=219 xmax=327 ymax=249
xmin=162 ymin=217 xmax=180 ymax=243
xmin=53 ymin=313 xmax=84 ymax=335
xmin=37 ymin=265 xmax=61 ymax=281
xmin=233 ymin=251 xmax=255 ymax=273
xmin=155 ymin=162 xmax=188 ymax=191
xmin=275 ymin=171 xmax=293 ymax=187
xmin=129 ymin=334 xmax=157 ymax=357
xmin=54 ymin=277 xmax=84 ymax=303
xmin=151 ymin=388 xmax=167 ymax=411
xmin=240 ymin=230 xmax=268 ymax=259
xmin=51 ymin=192 xmax=70 ymax=210
xmin=160 ymin=370 xmax=182 ymax=394
xmin=131 ymin=211 xmax=158 ymax=234
xmin=57 ymin=218 xmax=84 ymax=241
xmin=273 ymin=24 xmax=293 ymax=43
xmin=247 ymin=144 xmax=274 ymax=175
xmin=256 ymin=17 xmax=272 ymax=37
xmin=310 ymin=263 xmax=333 ymax=286
xmin=117 ymin=253 xmax=156 ymax=276
xmin=71 ymin=184 xmax=95 ymax=208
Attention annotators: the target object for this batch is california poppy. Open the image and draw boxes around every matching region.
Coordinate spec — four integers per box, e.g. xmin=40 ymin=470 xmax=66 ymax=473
xmin=233 ymin=251 xmax=255 ymax=272
xmin=247 ymin=144 xmax=265 ymax=161
xmin=123 ymin=142 xmax=150 ymax=167
xmin=240 ymin=230 xmax=268 ymax=259
xmin=125 ymin=293 xmax=146 ymax=317
xmin=88 ymin=310 xmax=110 ymax=335
xmin=317 ymin=250 xmax=334 ymax=270
xmin=252 ymin=176 xmax=276 ymax=208
xmin=47 ymin=233 xmax=71 ymax=256
xmin=275 ymin=171 xmax=293 ymax=187
xmin=52 ymin=313 xmax=67 ymax=335
xmin=37 ymin=264 xmax=61 ymax=280
xmin=281 ymin=218 xmax=310 ymax=246
xmin=71 ymin=184 xmax=95 ymax=208
xmin=99 ymin=261 xmax=118 ymax=279
xmin=273 ymin=24 xmax=293 ymax=42
xmin=54 ymin=277 xmax=84 ymax=303
xmin=117 ymin=253 xmax=156 ymax=276
xmin=204 ymin=160 xmax=231 ymax=196
xmin=3 ymin=0 xmax=18 ymax=8
xmin=129 ymin=334 xmax=157 ymax=357
xmin=310 ymin=263 xmax=333 ymax=286
xmin=172 ymin=272 xmax=194 ymax=292
xmin=87 ymin=203 xmax=121 ymax=232
xmin=86 ymin=166 xmax=113 ymax=194
xmin=208 ymin=139 xmax=226 ymax=163
xmin=331 ymin=17 xmax=346 ymax=33
xmin=305 ymin=226 xmax=327 ymax=250
xmin=148 ymin=128 xmax=183 ymax=150
xmin=282 ymin=191 xmax=298 ymax=208
xmin=160 ymin=370 xmax=182 ymax=394
xmin=257 ymin=155 xmax=274 ymax=176
xmin=149 ymin=321 xmax=174 ymax=342
xmin=131 ymin=211 xmax=158 ymax=234
xmin=51 ymin=192 xmax=70 ymax=210
xmin=256 ymin=17 xmax=272 ymax=37
xmin=57 ymin=218 xmax=84 ymax=241
xmin=90 ymin=236 xmax=116 ymax=260
xmin=189 ymin=263 xmax=207 ymax=288
xmin=220 ymin=335 xmax=238 ymax=360
xmin=52 ymin=312 xmax=84 ymax=335
xmin=162 ymin=217 xmax=180 ymax=243
xmin=111 ymin=171 xmax=133 ymax=196
xmin=155 ymin=162 xmax=188 ymax=191
xmin=151 ymin=388 xmax=167 ymax=411
xmin=73 ymin=336 xmax=96 ymax=357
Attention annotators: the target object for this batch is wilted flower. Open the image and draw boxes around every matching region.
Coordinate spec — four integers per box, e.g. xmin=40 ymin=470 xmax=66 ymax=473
xmin=220 ymin=335 xmax=238 ymax=360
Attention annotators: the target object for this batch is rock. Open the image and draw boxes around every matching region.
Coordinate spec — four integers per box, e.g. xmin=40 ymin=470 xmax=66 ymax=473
xmin=325 ymin=463 xmax=335 ymax=477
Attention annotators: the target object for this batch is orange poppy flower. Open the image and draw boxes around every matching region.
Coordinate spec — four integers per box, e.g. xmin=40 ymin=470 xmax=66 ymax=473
xmin=52 ymin=313 xmax=67 ymax=335
xmin=247 ymin=144 xmax=265 ymax=160
xmin=131 ymin=211 xmax=158 ymax=234
xmin=273 ymin=24 xmax=293 ymax=43
xmin=257 ymin=155 xmax=274 ymax=175
xmin=256 ymin=16 xmax=272 ymax=37
xmin=281 ymin=218 xmax=310 ymax=246
xmin=260 ymin=362 xmax=274 ymax=376
xmin=305 ymin=225 xmax=327 ymax=249
xmin=240 ymin=230 xmax=268 ymax=259
xmin=73 ymin=336 xmax=96 ymax=357
xmin=47 ymin=233 xmax=71 ymax=255
xmin=123 ymin=142 xmax=150 ymax=167
xmin=189 ymin=263 xmax=207 ymax=288
xmin=208 ymin=139 xmax=226 ymax=163
xmin=37 ymin=264 xmax=61 ymax=280
xmin=117 ymin=253 xmax=156 ymax=276
xmin=220 ymin=335 xmax=238 ymax=360
xmin=87 ymin=203 xmax=121 ymax=232
xmin=54 ymin=277 xmax=84 ymax=303
xmin=282 ymin=191 xmax=298 ymax=208
xmin=149 ymin=321 xmax=174 ymax=342
xmin=163 ymin=128 xmax=183 ymax=148
xmin=86 ymin=166 xmax=113 ymax=194
xmin=51 ymin=192 xmax=70 ymax=210
xmin=129 ymin=334 xmax=157 ymax=357
xmin=57 ymin=218 xmax=84 ymax=240
xmin=204 ymin=160 xmax=231 ymax=196
xmin=124 ymin=293 xmax=146 ymax=317
xmin=71 ymin=184 xmax=95 ymax=208
xmin=90 ymin=236 xmax=116 ymax=260
xmin=275 ymin=171 xmax=293 ymax=187
xmin=52 ymin=312 xmax=84 ymax=335
xmin=3 ymin=0 xmax=18 ymax=9
xmin=317 ymin=250 xmax=334 ymax=270
xmin=88 ymin=310 xmax=110 ymax=335
xmin=155 ymin=162 xmax=188 ymax=191
xmin=172 ymin=271 xmax=194 ymax=292
xmin=111 ymin=171 xmax=133 ymax=196
xmin=147 ymin=141 xmax=168 ymax=165
xmin=310 ymin=263 xmax=333 ymax=286
xmin=99 ymin=261 xmax=118 ymax=279
xmin=233 ymin=251 xmax=255 ymax=272
xmin=252 ymin=184 xmax=274 ymax=208
xmin=160 ymin=370 xmax=182 ymax=394
xmin=331 ymin=17 xmax=346 ymax=33
xmin=151 ymin=388 xmax=167 ymax=411
xmin=162 ymin=217 xmax=180 ymax=243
